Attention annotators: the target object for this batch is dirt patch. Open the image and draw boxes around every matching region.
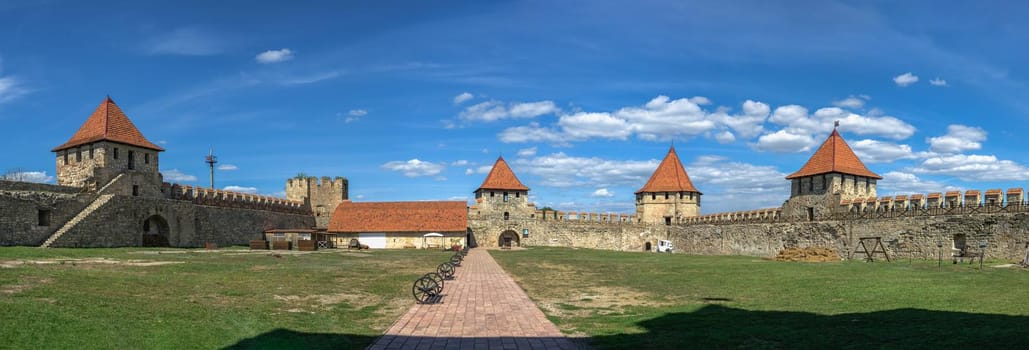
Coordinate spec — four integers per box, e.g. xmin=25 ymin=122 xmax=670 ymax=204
xmin=537 ymin=286 xmax=670 ymax=318
xmin=775 ymin=247 xmax=841 ymax=262
xmin=274 ymin=291 xmax=384 ymax=311
xmin=0 ymin=258 xmax=183 ymax=268
xmin=1 ymin=277 xmax=53 ymax=295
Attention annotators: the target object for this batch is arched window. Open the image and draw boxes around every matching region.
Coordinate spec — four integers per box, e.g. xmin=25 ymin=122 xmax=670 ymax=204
xmin=503 ymin=212 xmax=510 ymax=220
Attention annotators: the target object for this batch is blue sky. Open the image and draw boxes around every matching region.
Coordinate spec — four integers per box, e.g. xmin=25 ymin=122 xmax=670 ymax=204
xmin=3 ymin=1 xmax=1029 ymax=214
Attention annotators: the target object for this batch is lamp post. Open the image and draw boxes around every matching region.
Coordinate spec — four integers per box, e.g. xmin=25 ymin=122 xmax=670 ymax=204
xmin=936 ymin=240 xmax=943 ymax=269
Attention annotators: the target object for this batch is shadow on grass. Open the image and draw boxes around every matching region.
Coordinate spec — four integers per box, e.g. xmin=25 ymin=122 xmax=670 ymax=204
xmin=596 ymin=304 xmax=1029 ymax=349
xmin=224 ymin=306 xmax=1029 ymax=349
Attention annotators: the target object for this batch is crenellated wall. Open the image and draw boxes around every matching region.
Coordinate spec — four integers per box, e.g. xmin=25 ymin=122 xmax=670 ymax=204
xmin=165 ymin=183 xmax=309 ymax=215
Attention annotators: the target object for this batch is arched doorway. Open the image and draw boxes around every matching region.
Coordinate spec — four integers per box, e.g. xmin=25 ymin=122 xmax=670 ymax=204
xmin=498 ymin=230 xmax=519 ymax=248
xmin=645 ymin=241 xmax=652 ymax=251
xmin=466 ymin=228 xmax=478 ymax=248
xmin=141 ymin=215 xmax=170 ymax=247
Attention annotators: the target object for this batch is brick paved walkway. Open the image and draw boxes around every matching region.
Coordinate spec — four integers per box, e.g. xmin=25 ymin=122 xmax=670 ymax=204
xmin=368 ymin=248 xmax=586 ymax=350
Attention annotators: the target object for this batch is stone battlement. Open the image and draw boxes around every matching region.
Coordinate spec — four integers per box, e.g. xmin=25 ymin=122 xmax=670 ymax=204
xmin=286 ymin=176 xmax=348 ymax=191
xmin=839 ymin=188 xmax=1021 ymax=214
xmin=533 ymin=209 xmax=636 ymax=224
xmin=163 ymin=183 xmax=309 ymax=215
xmin=683 ymin=208 xmax=783 ymax=225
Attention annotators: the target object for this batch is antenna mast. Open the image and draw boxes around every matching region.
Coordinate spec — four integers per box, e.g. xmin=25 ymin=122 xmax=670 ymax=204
xmin=205 ymin=148 xmax=218 ymax=189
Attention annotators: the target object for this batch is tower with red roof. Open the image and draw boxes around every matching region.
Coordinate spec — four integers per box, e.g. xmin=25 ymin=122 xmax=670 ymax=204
xmin=52 ymin=96 xmax=164 ymax=194
xmin=635 ymin=146 xmax=702 ymax=225
xmin=783 ymin=127 xmax=881 ymax=220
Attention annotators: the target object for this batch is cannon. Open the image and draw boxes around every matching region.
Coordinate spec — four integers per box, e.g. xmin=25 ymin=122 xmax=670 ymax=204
xmin=412 ymin=272 xmax=445 ymax=304
xmin=449 ymin=253 xmax=463 ymax=267
xmin=437 ymin=262 xmax=456 ymax=280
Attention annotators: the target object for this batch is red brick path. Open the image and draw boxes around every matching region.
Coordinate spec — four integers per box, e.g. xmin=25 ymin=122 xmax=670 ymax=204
xmin=368 ymin=248 xmax=586 ymax=350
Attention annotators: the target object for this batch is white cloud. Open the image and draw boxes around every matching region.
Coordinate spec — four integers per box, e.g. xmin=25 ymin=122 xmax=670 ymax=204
xmin=255 ymin=48 xmax=294 ymax=64
xmin=224 ymin=185 xmax=258 ymax=194
xmin=459 ymin=100 xmax=559 ymax=122
xmin=689 ymin=96 xmax=712 ymax=105
xmin=591 ymin=188 xmax=614 ymax=197
xmin=559 ymin=112 xmax=632 ymax=140
xmin=927 ymin=124 xmax=986 ymax=154
xmin=930 ymin=78 xmax=948 ymax=86
xmin=850 ymin=139 xmax=918 ymax=163
xmin=453 ymin=92 xmax=474 ymax=105
xmin=497 ymin=122 xmax=567 ymax=144
xmin=877 ymin=171 xmax=960 ymax=195
xmin=815 ymin=107 xmax=915 ymax=140
xmin=514 ymin=153 xmax=659 ymax=188
xmin=355 ymin=194 xmax=365 ymax=200
xmin=686 ymin=156 xmax=791 ymax=213
xmin=345 ymin=109 xmax=368 ymax=123
xmin=217 ymin=164 xmax=238 ymax=171
xmin=912 ymin=154 xmax=1029 ymax=181
xmin=0 ymin=76 xmax=29 ymax=104
xmin=451 ymin=160 xmax=469 ymax=166
xmin=832 ymin=95 xmax=867 ymax=109
xmin=716 ymin=99 xmax=769 ymax=139
xmin=893 ymin=72 xmax=919 ymax=87
xmin=464 ymin=165 xmax=492 ymax=176
xmin=0 ymin=170 xmax=53 ymax=183
xmin=714 ymin=131 xmax=736 ymax=144
xmin=162 ymin=169 xmax=198 ymax=182
xmin=754 ymin=130 xmax=816 ymax=153
xmin=517 ymin=147 xmax=537 ymax=158
xmin=381 ymin=159 xmax=445 ymax=177
xmin=145 ymin=27 xmax=225 ymax=56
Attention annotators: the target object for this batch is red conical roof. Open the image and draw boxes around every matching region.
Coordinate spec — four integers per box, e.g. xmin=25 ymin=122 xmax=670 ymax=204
xmin=785 ymin=129 xmax=880 ymax=179
xmin=52 ymin=96 xmax=164 ymax=152
xmin=476 ymin=156 xmax=529 ymax=191
xmin=636 ymin=146 xmax=700 ymax=194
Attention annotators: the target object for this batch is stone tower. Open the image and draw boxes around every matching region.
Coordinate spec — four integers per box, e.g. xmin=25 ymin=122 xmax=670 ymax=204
xmin=635 ymin=146 xmax=702 ymax=225
xmin=782 ymin=127 xmax=881 ymax=221
xmin=473 ymin=156 xmax=534 ymax=220
xmin=51 ymin=96 xmax=165 ymax=197
xmin=286 ymin=176 xmax=348 ymax=229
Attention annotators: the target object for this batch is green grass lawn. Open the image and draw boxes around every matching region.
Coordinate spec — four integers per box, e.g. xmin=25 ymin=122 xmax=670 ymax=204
xmin=0 ymin=247 xmax=452 ymax=349
xmin=491 ymin=247 xmax=1029 ymax=349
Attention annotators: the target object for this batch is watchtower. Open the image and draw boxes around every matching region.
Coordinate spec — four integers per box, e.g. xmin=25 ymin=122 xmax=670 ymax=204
xmin=783 ymin=125 xmax=881 ymax=221
xmin=51 ymin=96 xmax=165 ymax=197
xmin=286 ymin=176 xmax=349 ymax=228
xmin=635 ymin=146 xmax=702 ymax=225
xmin=473 ymin=157 xmax=533 ymax=220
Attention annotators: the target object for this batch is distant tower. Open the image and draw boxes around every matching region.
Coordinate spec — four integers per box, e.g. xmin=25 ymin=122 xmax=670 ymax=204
xmin=782 ymin=123 xmax=881 ymax=221
xmin=286 ymin=176 xmax=349 ymax=229
xmin=635 ymin=146 xmax=702 ymax=225
xmin=52 ymin=96 xmax=164 ymax=196
xmin=205 ymin=148 xmax=217 ymax=189
xmin=473 ymin=156 xmax=533 ymax=219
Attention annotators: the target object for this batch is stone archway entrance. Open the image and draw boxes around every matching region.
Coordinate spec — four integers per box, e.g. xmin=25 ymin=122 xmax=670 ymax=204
xmin=498 ymin=230 xmax=519 ymax=248
xmin=141 ymin=215 xmax=170 ymax=247
xmin=466 ymin=228 xmax=478 ymax=248
xmin=645 ymin=241 xmax=652 ymax=251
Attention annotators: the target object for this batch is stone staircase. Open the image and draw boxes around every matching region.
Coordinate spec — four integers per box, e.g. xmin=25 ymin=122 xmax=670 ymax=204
xmin=40 ymin=194 xmax=115 ymax=248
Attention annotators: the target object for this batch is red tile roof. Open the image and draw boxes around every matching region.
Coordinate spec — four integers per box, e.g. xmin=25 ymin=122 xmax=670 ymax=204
xmin=52 ymin=96 xmax=164 ymax=152
xmin=328 ymin=201 xmax=467 ymax=233
xmin=476 ymin=156 xmax=529 ymax=191
xmin=636 ymin=146 xmax=700 ymax=194
xmin=785 ymin=129 xmax=880 ymax=179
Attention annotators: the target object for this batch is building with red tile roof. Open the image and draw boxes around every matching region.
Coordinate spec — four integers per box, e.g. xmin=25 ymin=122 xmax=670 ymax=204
xmin=328 ymin=201 xmax=468 ymax=249
xmin=476 ymin=156 xmax=529 ymax=191
xmin=783 ymin=127 xmax=882 ymax=221
xmin=634 ymin=146 xmax=701 ymax=225
xmin=471 ymin=157 xmax=538 ymax=246
xmin=52 ymin=96 xmax=164 ymax=190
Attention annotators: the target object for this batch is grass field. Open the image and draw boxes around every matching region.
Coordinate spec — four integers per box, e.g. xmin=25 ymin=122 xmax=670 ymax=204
xmin=0 ymin=247 xmax=453 ymax=349
xmin=491 ymin=247 xmax=1029 ymax=349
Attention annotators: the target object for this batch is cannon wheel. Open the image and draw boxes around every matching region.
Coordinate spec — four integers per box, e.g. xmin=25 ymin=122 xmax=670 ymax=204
xmin=449 ymin=254 xmax=462 ymax=267
xmin=412 ymin=276 xmax=439 ymax=304
xmin=437 ymin=262 xmax=455 ymax=279
xmin=424 ymin=272 xmax=444 ymax=294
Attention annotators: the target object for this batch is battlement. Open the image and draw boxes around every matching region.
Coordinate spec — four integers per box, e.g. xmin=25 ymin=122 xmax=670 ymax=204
xmin=682 ymin=208 xmax=782 ymax=225
xmin=164 ymin=183 xmax=310 ymax=215
xmin=531 ymin=209 xmax=636 ymax=224
xmin=286 ymin=176 xmax=348 ymax=191
xmin=835 ymin=187 xmax=1027 ymax=218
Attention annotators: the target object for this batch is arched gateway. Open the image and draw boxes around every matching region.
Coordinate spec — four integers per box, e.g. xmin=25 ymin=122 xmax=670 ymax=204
xmin=498 ymin=230 xmax=519 ymax=248
xmin=141 ymin=215 xmax=170 ymax=247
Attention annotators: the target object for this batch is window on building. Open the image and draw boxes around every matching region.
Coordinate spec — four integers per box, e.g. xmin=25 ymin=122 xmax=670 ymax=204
xmin=808 ymin=178 xmax=813 ymax=192
xmin=664 ymin=217 xmax=671 ymax=226
xmin=114 ymin=148 xmax=119 ymax=159
xmin=503 ymin=192 xmax=509 ymax=202
xmin=679 ymin=192 xmax=683 ymax=199
xmin=37 ymin=210 xmax=51 ymax=226
xmin=127 ymin=150 xmax=135 ymax=170
xmin=515 ymin=192 xmax=520 ymax=198
xmin=132 ymin=185 xmax=140 ymax=197
xmin=664 ymin=193 xmax=669 ymax=199
xmin=89 ymin=147 xmax=94 ymax=159
xmin=145 ymin=153 xmax=150 ymax=164
xmin=651 ymin=194 xmax=656 ymax=200
xmin=503 ymin=212 xmax=510 ymax=220
xmin=490 ymin=191 xmax=495 ymax=197
xmin=76 ymin=149 xmax=81 ymax=162
xmin=865 ymin=178 xmax=870 ymax=192
xmin=807 ymin=207 xmax=815 ymax=221
xmin=63 ymin=152 xmax=68 ymax=164
xmin=822 ymin=175 xmax=827 ymax=190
